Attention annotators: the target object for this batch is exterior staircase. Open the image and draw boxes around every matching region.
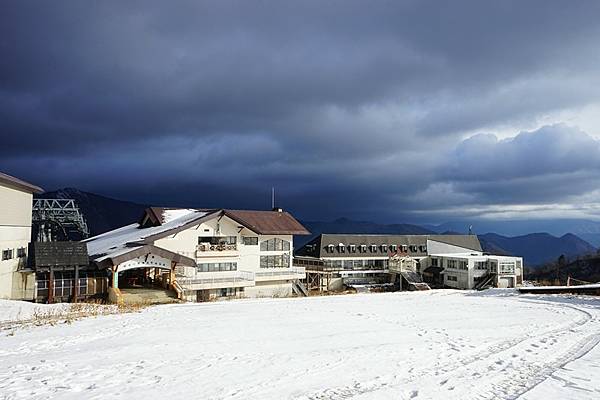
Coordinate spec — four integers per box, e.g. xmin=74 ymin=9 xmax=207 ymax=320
xmin=292 ymin=280 xmax=309 ymax=297
xmin=474 ymin=274 xmax=496 ymax=290
xmin=400 ymin=272 xmax=431 ymax=291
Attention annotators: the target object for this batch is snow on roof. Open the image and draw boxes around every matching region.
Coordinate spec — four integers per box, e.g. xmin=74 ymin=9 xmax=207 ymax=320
xmin=85 ymin=210 xmax=209 ymax=259
xmin=162 ymin=208 xmax=197 ymax=224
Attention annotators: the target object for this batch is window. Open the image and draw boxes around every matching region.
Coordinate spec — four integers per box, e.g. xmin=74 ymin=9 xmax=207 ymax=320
xmin=401 ymin=245 xmax=408 ymax=252
xmin=420 ymin=245 xmax=427 ymax=252
xmin=391 ymin=245 xmax=397 ymax=252
xmin=260 ymin=255 xmax=290 ymax=268
xmin=349 ymin=245 xmax=356 ymax=253
xmin=360 ymin=244 xmax=367 ymax=253
xmin=381 ymin=244 xmax=388 ymax=252
xmin=431 ymin=258 xmax=438 ymax=267
xmin=447 ymin=275 xmax=458 ymax=282
xmin=326 ymin=244 xmax=334 ymax=253
xmin=475 ymin=261 xmax=487 ymax=270
xmin=339 ymin=244 xmax=345 ymax=253
xmin=499 ymin=262 xmax=515 ymax=274
xmin=198 ymin=236 xmax=237 ymax=245
xmin=447 ymin=259 xmax=457 ymax=269
xmin=17 ymin=247 xmax=26 ymax=258
xmin=2 ymin=249 xmax=13 ymax=261
xmin=370 ymin=244 xmax=377 ymax=252
xmin=260 ymin=238 xmax=291 ymax=251
xmin=243 ymin=237 xmax=258 ymax=245
xmin=197 ymin=262 xmax=237 ymax=272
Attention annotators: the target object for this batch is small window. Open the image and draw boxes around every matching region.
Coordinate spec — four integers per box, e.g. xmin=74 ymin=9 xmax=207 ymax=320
xmin=360 ymin=244 xmax=367 ymax=253
xmin=17 ymin=247 xmax=26 ymax=258
xmin=381 ymin=244 xmax=388 ymax=252
xmin=339 ymin=244 xmax=345 ymax=253
xmin=401 ymin=245 xmax=408 ymax=252
xmin=370 ymin=244 xmax=377 ymax=252
xmin=2 ymin=249 xmax=13 ymax=261
xmin=327 ymin=244 xmax=334 ymax=253
xmin=391 ymin=245 xmax=397 ymax=252
xmin=243 ymin=237 xmax=258 ymax=245
xmin=349 ymin=245 xmax=356 ymax=253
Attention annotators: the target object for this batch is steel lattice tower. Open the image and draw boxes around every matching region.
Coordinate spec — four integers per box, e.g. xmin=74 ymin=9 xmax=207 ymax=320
xmin=32 ymin=199 xmax=90 ymax=242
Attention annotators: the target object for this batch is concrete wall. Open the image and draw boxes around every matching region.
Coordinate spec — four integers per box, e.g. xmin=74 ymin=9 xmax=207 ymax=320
xmin=244 ymin=280 xmax=292 ymax=298
xmin=437 ymin=254 xmax=523 ymax=290
xmin=0 ymin=184 xmax=34 ymax=300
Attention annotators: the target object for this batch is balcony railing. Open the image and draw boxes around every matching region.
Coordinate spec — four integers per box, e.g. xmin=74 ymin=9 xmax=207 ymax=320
xmin=255 ymin=267 xmax=306 ymax=281
xmin=197 ymin=243 xmax=237 ymax=252
xmin=176 ymin=271 xmax=255 ymax=290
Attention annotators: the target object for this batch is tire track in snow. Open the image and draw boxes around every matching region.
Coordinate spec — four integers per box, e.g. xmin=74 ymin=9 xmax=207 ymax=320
xmin=295 ymin=297 xmax=598 ymax=400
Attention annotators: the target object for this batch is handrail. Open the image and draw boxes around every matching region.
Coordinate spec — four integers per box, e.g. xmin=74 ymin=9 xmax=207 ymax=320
xmin=172 ymin=280 xmax=184 ymax=299
xmin=255 ymin=267 xmax=305 ymax=277
xmin=176 ymin=271 xmax=255 ymax=286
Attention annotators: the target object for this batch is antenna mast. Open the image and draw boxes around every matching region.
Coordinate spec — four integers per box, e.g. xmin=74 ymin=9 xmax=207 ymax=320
xmin=271 ymin=187 xmax=275 ymax=209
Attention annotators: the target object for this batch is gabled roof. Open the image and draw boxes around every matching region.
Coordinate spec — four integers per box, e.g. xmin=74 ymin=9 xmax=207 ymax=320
xmin=93 ymin=244 xmax=196 ymax=269
xmin=85 ymin=207 xmax=309 ymax=266
xmin=84 ymin=209 xmax=215 ymax=258
xmin=223 ymin=209 xmax=310 ymax=235
xmin=0 ymin=171 xmax=43 ymax=194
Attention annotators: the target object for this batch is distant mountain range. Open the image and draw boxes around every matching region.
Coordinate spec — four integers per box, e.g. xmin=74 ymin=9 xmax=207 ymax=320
xmin=477 ymin=233 xmax=596 ymax=266
xmin=425 ymin=219 xmax=600 ymax=247
xmin=37 ymin=188 xmax=597 ymax=267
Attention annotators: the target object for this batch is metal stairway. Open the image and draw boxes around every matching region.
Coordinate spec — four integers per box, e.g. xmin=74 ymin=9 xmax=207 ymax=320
xmin=474 ymin=274 xmax=496 ymax=290
xmin=400 ymin=272 xmax=431 ymax=291
xmin=292 ymin=280 xmax=309 ymax=297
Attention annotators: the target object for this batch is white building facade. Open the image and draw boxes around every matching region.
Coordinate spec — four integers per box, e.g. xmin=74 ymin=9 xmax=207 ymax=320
xmin=0 ymin=172 xmax=43 ymax=300
xmin=432 ymin=253 xmax=523 ymax=289
xmin=86 ymin=207 xmax=310 ymax=302
xmin=295 ymin=234 xmax=523 ymax=291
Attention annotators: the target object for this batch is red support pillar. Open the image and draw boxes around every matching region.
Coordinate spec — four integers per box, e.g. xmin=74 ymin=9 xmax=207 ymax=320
xmin=47 ymin=267 xmax=54 ymax=304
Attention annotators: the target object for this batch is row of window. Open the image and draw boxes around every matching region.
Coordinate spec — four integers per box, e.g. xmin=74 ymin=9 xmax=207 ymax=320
xmin=324 ymin=259 xmax=388 ymax=269
xmin=197 ymin=236 xmax=290 ymax=251
xmin=260 ymin=255 xmax=290 ymax=268
xmin=325 ymin=244 xmax=426 ymax=254
xmin=260 ymin=238 xmax=291 ymax=252
xmin=197 ymin=262 xmax=238 ymax=272
xmin=198 ymin=236 xmax=237 ymax=245
xmin=2 ymin=247 xmax=26 ymax=261
xmin=446 ymin=259 xmax=468 ymax=270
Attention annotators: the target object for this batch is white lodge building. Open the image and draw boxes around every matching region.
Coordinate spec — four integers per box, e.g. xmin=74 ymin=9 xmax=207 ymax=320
xmin=85 ymin=207 xmax=310 ymax=302
xmin=0 ymin=172 xmax=43 ymax=300
xmin=295 ymin=234 xmax=523 ymax=291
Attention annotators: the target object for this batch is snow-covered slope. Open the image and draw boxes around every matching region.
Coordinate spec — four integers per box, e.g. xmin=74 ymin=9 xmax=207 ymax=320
xmin=1 ymin=291 xmax=599 ymax=399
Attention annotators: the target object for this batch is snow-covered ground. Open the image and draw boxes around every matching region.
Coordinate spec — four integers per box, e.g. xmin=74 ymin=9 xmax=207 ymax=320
xmin=1 ymin=290 xmax=599 ymax=399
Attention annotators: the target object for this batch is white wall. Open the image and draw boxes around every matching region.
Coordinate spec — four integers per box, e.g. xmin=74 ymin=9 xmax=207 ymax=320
xmin=154 ymin=215 xmax=296 ymax=299
xmin=0 ymin=184 xmax=34 ymax=300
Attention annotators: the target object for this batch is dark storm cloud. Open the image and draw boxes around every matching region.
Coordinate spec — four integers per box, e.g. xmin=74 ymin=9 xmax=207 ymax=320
xmin=2 ymin=0 xmax=600 ymax=221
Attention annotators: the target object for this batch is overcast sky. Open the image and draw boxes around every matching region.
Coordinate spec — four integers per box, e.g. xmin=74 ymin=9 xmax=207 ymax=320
xmin=2 ymin=1 xmax=600 ymax=223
